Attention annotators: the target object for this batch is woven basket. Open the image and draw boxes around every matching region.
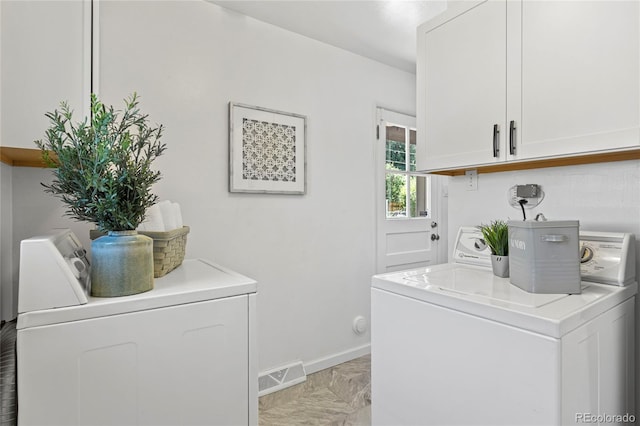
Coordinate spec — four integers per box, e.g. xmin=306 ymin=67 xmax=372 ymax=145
xmin=90 ymin=226 xmax=190 ymax=278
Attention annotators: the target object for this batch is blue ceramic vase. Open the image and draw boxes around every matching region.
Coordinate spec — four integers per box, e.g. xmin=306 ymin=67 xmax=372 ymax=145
xmin=91 ymin=230 xmax=154 ymax=297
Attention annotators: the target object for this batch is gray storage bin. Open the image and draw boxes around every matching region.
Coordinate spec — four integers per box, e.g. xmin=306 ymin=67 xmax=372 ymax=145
xmin=508 ymin=220 xmax=581 ymax=294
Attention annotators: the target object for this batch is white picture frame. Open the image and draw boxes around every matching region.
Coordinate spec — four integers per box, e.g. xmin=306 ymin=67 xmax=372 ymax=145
xmin=229 ymin=102 xmax=307 ymax=194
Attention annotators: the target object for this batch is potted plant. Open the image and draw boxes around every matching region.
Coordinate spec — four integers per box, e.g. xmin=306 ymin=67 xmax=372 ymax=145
xmin=36 ymin=93 xmax=166 ymax=297
xmin=478 ymin=219 xmax=509 ymax=278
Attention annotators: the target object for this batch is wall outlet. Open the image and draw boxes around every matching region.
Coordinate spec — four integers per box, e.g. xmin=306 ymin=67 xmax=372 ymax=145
xmin=465 ymin=170 xmax=478 ymax=191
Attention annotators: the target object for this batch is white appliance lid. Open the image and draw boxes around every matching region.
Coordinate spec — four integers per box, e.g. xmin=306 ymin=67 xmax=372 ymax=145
xmin=17 ymin=259 xmax=257 ymax=330
xmin=403 ymin=265 xmax=567 ymax=308
xmin=372 ymin=264 xmax=636 ymax=338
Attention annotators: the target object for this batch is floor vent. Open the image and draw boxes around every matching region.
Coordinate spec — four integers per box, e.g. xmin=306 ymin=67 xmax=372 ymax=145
xmin=258 ymin=361 xmax=306 ymax=396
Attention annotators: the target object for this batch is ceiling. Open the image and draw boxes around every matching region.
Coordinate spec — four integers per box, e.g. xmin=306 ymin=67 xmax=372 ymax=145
xmin=209 ymin=1 xmax=447 ymax=73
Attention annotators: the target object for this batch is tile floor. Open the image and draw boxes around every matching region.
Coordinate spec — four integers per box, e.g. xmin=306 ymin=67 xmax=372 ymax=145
xmin=259 ymin=355 xmax=371 ymax=426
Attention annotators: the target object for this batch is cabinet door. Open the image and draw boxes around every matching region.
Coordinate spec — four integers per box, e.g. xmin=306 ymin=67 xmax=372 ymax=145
xmin=417 ymin=0 xmax=507 ymax=171
xmin=0 ymin=0 xmax=90 ymax=149
xmin=508 ymin=1 xmax=640 ymax=160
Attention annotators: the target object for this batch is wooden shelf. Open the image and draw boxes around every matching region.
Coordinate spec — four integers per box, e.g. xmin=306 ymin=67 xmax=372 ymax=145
xmin=0 ymin=147 xmax=51 ymax=168
xmin=3 ymin=146 xmax=640 ymax=175
xmin=425 ymin=149 xmax=640 ymax=176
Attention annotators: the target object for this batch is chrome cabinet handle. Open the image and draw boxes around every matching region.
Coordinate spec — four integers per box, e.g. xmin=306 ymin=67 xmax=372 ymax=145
xmin=493 ymin=124 xmax=500 ymax=158
xmin=509 ymin=120 xmax=516 ymax=155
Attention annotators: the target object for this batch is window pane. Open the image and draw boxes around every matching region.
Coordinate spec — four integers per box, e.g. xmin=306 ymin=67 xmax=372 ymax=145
xmin=409 ymin=129 xmax=417 ymax=172
xmin=386 ymin=173 xmax=407 ymax=218
xmin=386 ymin=125 xmax=406 ymax=171
xmin=409 ymin=175 xmax=428 ymax=218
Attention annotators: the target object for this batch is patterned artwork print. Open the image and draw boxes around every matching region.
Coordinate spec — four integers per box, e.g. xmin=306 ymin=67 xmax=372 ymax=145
xmin=242 ymin=118 xmax=297 ymax=182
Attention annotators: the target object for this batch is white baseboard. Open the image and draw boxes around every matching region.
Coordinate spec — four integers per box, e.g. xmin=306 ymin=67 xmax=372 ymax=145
xmin=303 ymin=343 xmax=371 ymax=375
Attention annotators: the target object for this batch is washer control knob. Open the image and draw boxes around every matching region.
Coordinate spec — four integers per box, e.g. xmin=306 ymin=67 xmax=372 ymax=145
xmin=580 ymin=245 xmax=594 ymax=263
xmin=474 ymin=238 xmax=487 ymax=251
xmin=66 ymin=257 xmax=86 ymax=279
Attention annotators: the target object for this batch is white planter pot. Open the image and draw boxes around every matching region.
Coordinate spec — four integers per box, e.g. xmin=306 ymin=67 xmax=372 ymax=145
xmin=491 ymin=255 xmax=509 ymax=278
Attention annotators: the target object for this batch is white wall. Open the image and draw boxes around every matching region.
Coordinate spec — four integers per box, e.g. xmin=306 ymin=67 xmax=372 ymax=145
xmin=3 ymin=0 xmax=415 ymax=372
xmin=447 ymin=160 xmax=640 ymax=273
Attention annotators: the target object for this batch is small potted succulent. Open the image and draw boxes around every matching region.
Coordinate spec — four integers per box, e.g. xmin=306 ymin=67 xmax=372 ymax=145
xmin=36 ymin=93 xmax=166 ymax=297
xmin=478 ymin=219 xmax=509 ymax=278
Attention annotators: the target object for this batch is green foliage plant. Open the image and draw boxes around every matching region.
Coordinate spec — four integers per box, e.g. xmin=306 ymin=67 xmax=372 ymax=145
xmin=35 ymin=93 xmax=166 ymax=232
xmin=478 ymin=220 xmax=509 ymax=256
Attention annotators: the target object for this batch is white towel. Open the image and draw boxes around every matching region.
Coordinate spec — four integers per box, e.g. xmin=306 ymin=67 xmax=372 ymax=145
xmin=173 ymin=202 xmax=183 ymax=229
xmin=138 ymin=203 xmax=165 ymax=232
xmin=138 ymin=201 xmax=183 ymax=232
xmin=158 ymin=200 xmax=177 ymax=231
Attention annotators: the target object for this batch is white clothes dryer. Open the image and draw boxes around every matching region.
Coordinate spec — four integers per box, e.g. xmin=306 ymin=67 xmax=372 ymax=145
xmin=16 ymin=229 xmax=258 ymax=426
xmin=371 ymin=227 xmax=637 ymax=426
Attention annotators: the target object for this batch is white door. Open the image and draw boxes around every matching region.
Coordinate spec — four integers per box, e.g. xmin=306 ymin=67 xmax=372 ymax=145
xmin=376 ymin=109 xmax=444 ymax=273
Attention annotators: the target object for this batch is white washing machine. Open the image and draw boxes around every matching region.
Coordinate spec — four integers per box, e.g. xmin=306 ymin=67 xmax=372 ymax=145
xmin=371 ymin=227 xmax=637 ymax=426
xmin=16 ymin=229 xmax=258 ymax=426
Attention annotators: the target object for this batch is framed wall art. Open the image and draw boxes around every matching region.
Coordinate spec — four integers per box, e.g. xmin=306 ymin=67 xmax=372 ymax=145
xmin=229 ymin=102 xmax=307 ymax=194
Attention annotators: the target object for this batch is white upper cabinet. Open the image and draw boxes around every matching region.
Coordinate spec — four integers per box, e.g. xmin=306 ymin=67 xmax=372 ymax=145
xmin=509 ymin=0 xmax=640 ymax=160
xmin=417 ymin=1 xmax=507 ymax=171
xmin=417 ymin=0 xmax=640 ymax=172
xmin=0 ymin=0 xmax=90 ymax=149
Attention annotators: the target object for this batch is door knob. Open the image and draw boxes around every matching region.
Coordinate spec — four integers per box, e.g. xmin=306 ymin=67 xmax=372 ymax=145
xmin=431 ymin=234 xmax=440 ymax=241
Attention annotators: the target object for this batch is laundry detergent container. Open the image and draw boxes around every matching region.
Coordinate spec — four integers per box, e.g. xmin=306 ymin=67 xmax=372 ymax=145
xmin=508 ymin=220 xmax=581 ymax=294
